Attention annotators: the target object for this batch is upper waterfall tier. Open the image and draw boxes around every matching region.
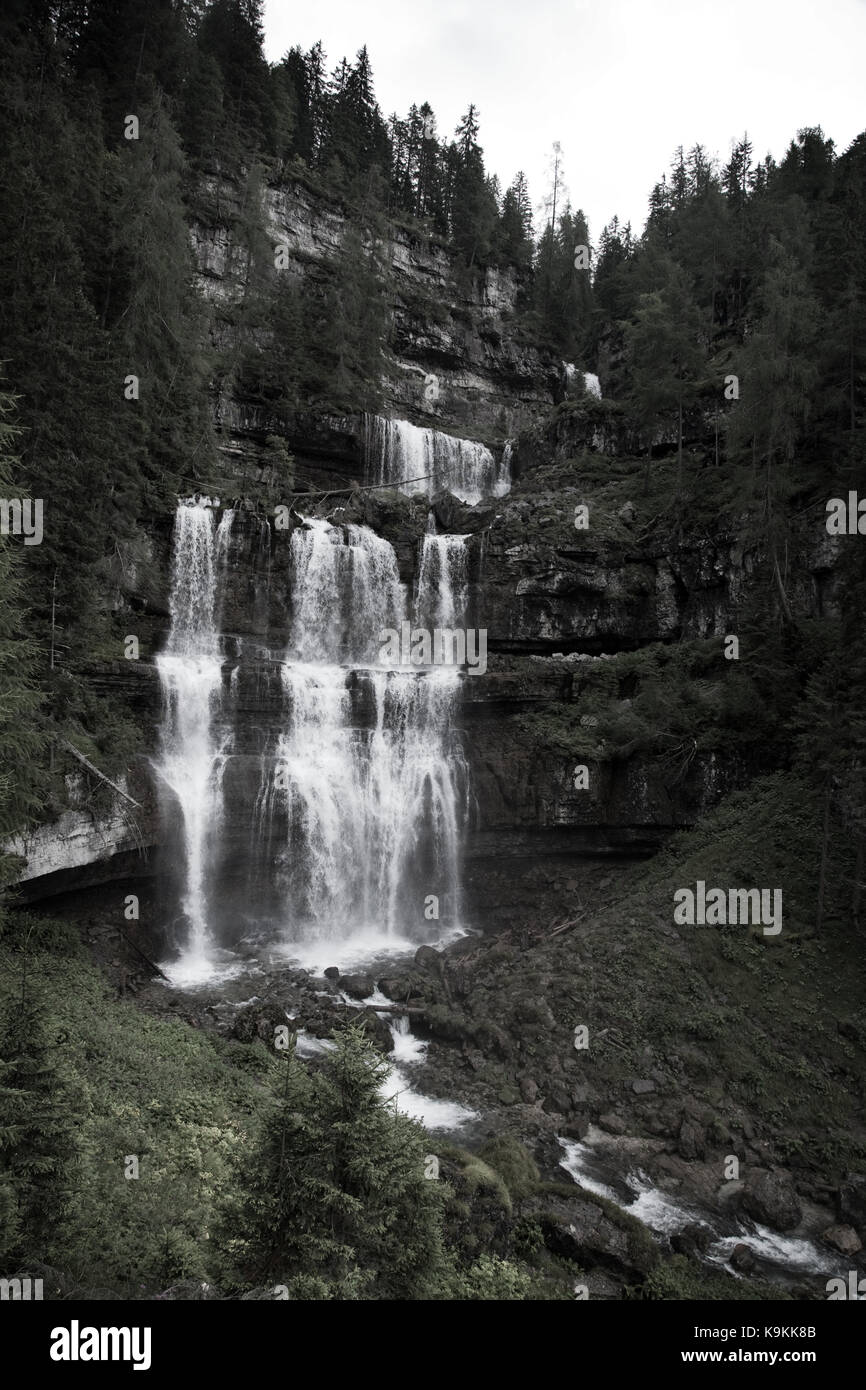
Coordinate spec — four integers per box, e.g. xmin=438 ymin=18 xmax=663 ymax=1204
xmin=364 ymin=416 xmax=510 ymax=504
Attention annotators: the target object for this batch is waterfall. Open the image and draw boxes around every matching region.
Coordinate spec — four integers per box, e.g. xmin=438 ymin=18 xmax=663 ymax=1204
xmin=416 ymin=517 xmax=470 ymax=630
xmin=155 ymin=501 xmax=231 ymax=973
xmin=364 ymin=415 xmax=510 ymax=503
xmin=252 ymin=516 xmax=469 ymax=953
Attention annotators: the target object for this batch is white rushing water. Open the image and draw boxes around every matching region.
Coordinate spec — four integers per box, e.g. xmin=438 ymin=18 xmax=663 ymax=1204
xmin=158 ymin=498 xmax=481 ymax=978
xmin=364 ymin=415 xmax=510 ymax=503
xmin=155 ymin=502 xmax=232 ymax=980
xmin=254 ymin=515 xmax=470 ymax=958
xmin=558 ymin=1137 xmax=839 ymax=1280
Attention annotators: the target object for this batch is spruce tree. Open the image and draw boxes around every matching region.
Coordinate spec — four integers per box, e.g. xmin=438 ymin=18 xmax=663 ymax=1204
xmin=222 ymin=1026 xmax=443 ymax=1298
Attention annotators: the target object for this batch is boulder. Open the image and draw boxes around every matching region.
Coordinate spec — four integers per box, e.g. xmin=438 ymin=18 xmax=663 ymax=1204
xmin=821 ymin=1224 xmax=862 ymax=1256
xmin=741 ymin=1170 xmax=802 ymax=1232
xmin=730 ymin=1242 xmax=756 ymax=1272
xmin=357 ymin=1007 xmax=394 ymax=1054
xmin=631 ymin=1078 xmax=656 ymax=1095
xmin=323 ymin=967 xmax=340 ymax=981
xmin=414 ymin=944 xmax=442 ymax=972
xmin=340 ymin=973 xmax=375 ymax=1000
xmin=528 ymin=1191 xmax=657 ymax=1280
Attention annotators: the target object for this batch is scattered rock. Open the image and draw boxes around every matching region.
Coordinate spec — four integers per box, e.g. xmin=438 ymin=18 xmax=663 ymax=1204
xmin=631 ymin=1078 xmax=656 ymax=1095
xmin=741 ymin=1170 xmax=802 ymax=1232
xmin=378 ymin=975 xmax=422 ymax=1002
xmin=730 ymin=1242 xmax=756 ymax=1272
xmin=356 ymin=1007 xmax=394 ymax=1054
xmin=618 ymin=501 xmax=636 ymax=525
xmin=599 ymin=1113 xmax=628 ymax=1135
xmin=562 ymin=1114 xmax=591 ymax=1141
xmin=414 ymin=945 xmax=441 ymax=972
xmin=520 ymin=1077 xmax=539 ymax=1104
xmin=340 ymin=973 xmax=375 ymax=1000
xmin=542 ymin=1088 xmax=572 ymax=1116
xmin=822 ymin=1224 xmax=862 ymax=1255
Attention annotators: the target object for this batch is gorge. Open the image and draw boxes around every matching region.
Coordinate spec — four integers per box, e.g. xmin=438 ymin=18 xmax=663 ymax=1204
xmin=1 ymin=6 xmax=865 ymax=1305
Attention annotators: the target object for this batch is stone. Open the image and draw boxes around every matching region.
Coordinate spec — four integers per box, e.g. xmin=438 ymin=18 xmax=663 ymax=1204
xmin=340 ymin=973 xmax=375 ymax=1000
xmin=730 ymin=1242 xmax=756 ymax=1272
xmin=357 ymin=1007 xmax=394 ymax=1054
xmin=414 ymin=944 xmax=441 ymax=972
xmin=542 ymin=1088 xmax=572 ymax=1116
xmin=378 ymin=975 xmax=421 ymax=1002
xmin=599 ymin=1112 xmax=628 ymax=1135
xmin=323 ymin=967 xmax=340 ymax=981
xmin=520 ymin=1076 xmax=539 ymax=1103
xmin=562 ymin=1114 xmax=591 ymax=1141
xmin=821 ymin=1224 xmax=862 ymax=1256
xmin=741 ymin=1170 xmax=802 ymax=1232
xmin=631 ymin=1078 xmax=656 ymax=1095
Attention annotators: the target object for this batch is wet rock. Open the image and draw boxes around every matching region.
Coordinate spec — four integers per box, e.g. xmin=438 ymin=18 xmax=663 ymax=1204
xmin=340 ymin=973 xmax=375 ymax=1000
xmin=672 ymin=1222 xmax=712 ymax=1258
xmin=414 ymin=945 xmax=442 ymax=972
xmin=357 ymin=1007 xmax=394 ymax=1054
xmin=378 ymin=975 xmax=422 ymax=1002
xmin=599 ymin=1113 xmax=628 ymax=1135
xmin=741 ymin=1170 xmax=802 ymax=1232
xmin=562 ymin=1114 xmax=591 ymax=1141
xmin=527 ymin=1191 xmax=656 ymax=1279
xmin=822 ymin=1224 xmax=862 ymax=1255
xmin=730 ymin=1242 xmax=756 ymax=1272
xmin=323 ymin=967 xmax=340 ymax=981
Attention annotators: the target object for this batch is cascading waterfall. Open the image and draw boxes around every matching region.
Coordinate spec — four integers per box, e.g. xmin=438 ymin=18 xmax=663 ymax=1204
xmin=155 ymin=501 xmax=232 ymax=973
xmin=364 ymin=415 xmax=510 ymax=503
xmin=252 ymin=515 xmax=470 ymax=953
xmin=416 ymin=516 xmax=470 ymax=630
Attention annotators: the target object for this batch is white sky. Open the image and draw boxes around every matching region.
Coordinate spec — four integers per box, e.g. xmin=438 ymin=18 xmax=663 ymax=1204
xmin=262 ymin=0 xmax=866 ymax=242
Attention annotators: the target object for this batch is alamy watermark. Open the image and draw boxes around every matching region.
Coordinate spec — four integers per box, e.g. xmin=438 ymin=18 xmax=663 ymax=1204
xmin=0 ymin=497 xmax=43 ymax=545
xmin=0 ymin=1275 xmax=43 ymax=1299
xmin=379 ymin=622 xmax=487 ymax=675
xmin=673 ymin=881 xmax=782 ymax=935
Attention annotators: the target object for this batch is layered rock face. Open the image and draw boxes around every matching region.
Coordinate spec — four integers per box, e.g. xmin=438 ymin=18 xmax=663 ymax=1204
xmin=8 ymin=179 xmax=841 ymax=934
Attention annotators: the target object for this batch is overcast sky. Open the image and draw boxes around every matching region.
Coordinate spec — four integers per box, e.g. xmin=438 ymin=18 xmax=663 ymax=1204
xmin=262 ymin=0 xmax=866 ymax=242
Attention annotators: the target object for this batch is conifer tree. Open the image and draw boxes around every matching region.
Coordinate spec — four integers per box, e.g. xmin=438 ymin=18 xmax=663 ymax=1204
xmin=222 ymin=1026 xmax=443 ymax=1298
xmin=0 ymin=970 xmax=77 ymax=1265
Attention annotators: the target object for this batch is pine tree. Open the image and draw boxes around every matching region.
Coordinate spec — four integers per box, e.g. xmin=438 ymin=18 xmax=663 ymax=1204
xmin=221 ymin=1026 xmax=443 ymax=1298
xmin=0 ymin=388 xmax=46 ymax=838
xmin=626 ymin=255 xmax=704 ymax=492
xmin=0 ymin=972 xmax=78 ymax=1265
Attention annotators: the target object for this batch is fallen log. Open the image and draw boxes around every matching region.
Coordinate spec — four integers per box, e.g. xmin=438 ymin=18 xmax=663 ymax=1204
xmin=60 ymin=739 xmax=143 ymax=809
